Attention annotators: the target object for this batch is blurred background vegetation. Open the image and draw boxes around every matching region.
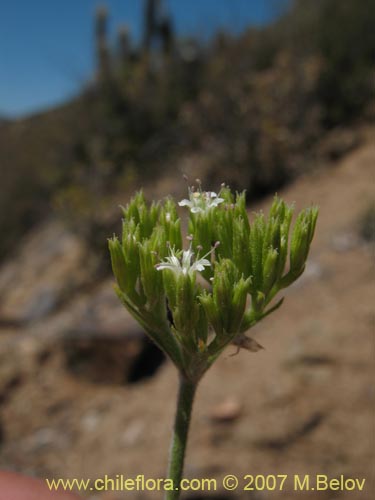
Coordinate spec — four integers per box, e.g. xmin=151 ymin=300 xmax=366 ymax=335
xmin=0 ymin=0 xmax=374 ymax=266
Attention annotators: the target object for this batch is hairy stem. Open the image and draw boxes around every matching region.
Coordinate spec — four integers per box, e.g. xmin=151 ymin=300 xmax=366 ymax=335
xmin=165 ymin=376 xmax=197 ymax=500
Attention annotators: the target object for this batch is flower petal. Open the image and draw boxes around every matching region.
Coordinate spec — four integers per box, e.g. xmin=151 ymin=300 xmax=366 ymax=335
xmin=178 ymin=199 xmax=191 ymax=207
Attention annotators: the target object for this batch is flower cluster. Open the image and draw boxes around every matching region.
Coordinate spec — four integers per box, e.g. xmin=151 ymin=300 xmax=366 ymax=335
xmin=178 ymin=189 xmax=224 ymax=213
xmin=109 ymin=187 xmax=318 ymax=381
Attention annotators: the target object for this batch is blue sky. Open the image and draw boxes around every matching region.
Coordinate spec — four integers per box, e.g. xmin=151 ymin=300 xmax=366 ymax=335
xmin=0 ymin=0 xmax=288 ymax=118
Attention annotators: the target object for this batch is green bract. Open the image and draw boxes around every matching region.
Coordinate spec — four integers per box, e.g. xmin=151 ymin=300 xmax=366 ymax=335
xmin=109 ymin=188 xmax=318 ymax=382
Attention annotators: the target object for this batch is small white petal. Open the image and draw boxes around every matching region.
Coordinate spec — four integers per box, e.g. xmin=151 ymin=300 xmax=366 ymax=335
xmin=170 ymin=256 xmax=181 ymax=267
xmin=182 ymin=250 xmax=193 ymax=269
xmin=199 ymin=258 xmax=211 ymax=267
xmin=157 ymin=244 xmax=211 ymax=277
xmin=178 ymin=199 xmax=191 ymax=207
xmin=210 ymin=198 xmax=224 ymax=207
xmin=156 ymin=264 xmax=175 ymax=272
xmin=194 ymin=264 xmax=205 ymax=272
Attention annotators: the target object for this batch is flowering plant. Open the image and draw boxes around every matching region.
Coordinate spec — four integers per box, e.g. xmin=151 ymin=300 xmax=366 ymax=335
xmin=109 ymin=185 xmax=318 ymax=500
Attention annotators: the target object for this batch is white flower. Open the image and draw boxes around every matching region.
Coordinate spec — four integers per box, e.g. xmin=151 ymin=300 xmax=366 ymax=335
xmin=156 ymin=247 xmax=211 ymax=276
xmin=178 ymin=190 xmax=224 ymax=214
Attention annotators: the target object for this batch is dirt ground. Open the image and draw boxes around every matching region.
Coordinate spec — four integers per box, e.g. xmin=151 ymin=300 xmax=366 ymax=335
xmin=0 ymin=130 xmax=374 ymax=499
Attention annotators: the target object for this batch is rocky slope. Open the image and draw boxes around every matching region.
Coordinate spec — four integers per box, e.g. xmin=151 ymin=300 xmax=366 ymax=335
xmin=0 ymin=130 xmax=374 ymax=499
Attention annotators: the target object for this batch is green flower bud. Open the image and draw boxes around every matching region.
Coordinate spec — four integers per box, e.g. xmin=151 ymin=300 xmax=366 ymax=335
xmin=173 ymin=272 xmax=200 ymax=350
xmin=214 ymin=208 xmax=235 ymax=259
xmin=234 ymin=191 xmax=249 ymax=225
xmin=262 ymin=246 xmax=279 ymax=295
xmin=249 ymin=214 xmax=265 ymax=293
xmin=199 ymin=290 xmax=223 ymax=337
xmin=276 ymin=206 xmax=293 ymax=280
xmin=109 ymin=235 xmax=145 ymax=307
xmin=160 ymin=198 xmax=183 ymax=250
xmin=290 ymin=208 xmax=318 ymax=272
xmin=189 ymin=212 xmax=214 ymax=261
xmin=162 ymin=269 xmax=178 ymax=311
xmin=232 ymin=217 xmax=251 ymax=278
xmin=279 ymin=206 xmax=319 ymax=288
xmin=231 ymin=276 xmax=251 ymax=333
xmin=219 ymin=185 xmax=235 ymax=204
xmin=211 ymin=259 xmax=250 ymax=337
xmin=139 ymin=240 xmax=164 ymax=311
xmin=196 ymin=305 xmax=209 ymax=351
xmin=121 ymin=223 xmax=141 ymax=285
xmin=108 ymin=237 xmax=128 ymax=293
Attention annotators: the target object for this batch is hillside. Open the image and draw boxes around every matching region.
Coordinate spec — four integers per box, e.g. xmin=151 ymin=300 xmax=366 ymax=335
xmin=0 ymin=0 xmax=373 ymax=264
xmin=0 ymin=129 xmax=374 ymax=498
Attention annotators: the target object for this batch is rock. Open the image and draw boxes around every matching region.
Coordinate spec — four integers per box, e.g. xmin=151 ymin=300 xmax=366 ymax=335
xmin=21 ymin=287 xmax=60 ymax=323
xmin=331 ymin=232 xmax=359 ymax=252
xmin=209 ymin=398 xmax=243 ymax=423
xmin=0 ymin=340 xmax=24 ymax=406
xmin=60 ymin=281 xmax=166 ymax=385
xmin=254 ymin=412 xmax=325 ymax=451
xmin=67 ymin=283 xmax=141 ymax=340
xmin=63 ymin=335 xmax=144 ymax=385
xmin=0 ymin=374 xmax=22 ymax=407
xmin=81 ymin=411 xmax=101 ymax=433
xmin=0 ymin=221 xmax=92 ymax=325
xmin=120 ymin=420 xmax=144 ymax=447
xmin=25 ymin=427 xmax=69 ymax=453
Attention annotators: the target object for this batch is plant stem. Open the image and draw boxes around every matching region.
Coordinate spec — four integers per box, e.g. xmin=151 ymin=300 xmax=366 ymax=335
xmin=165 ymin=375 xmax=197 ymax=500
